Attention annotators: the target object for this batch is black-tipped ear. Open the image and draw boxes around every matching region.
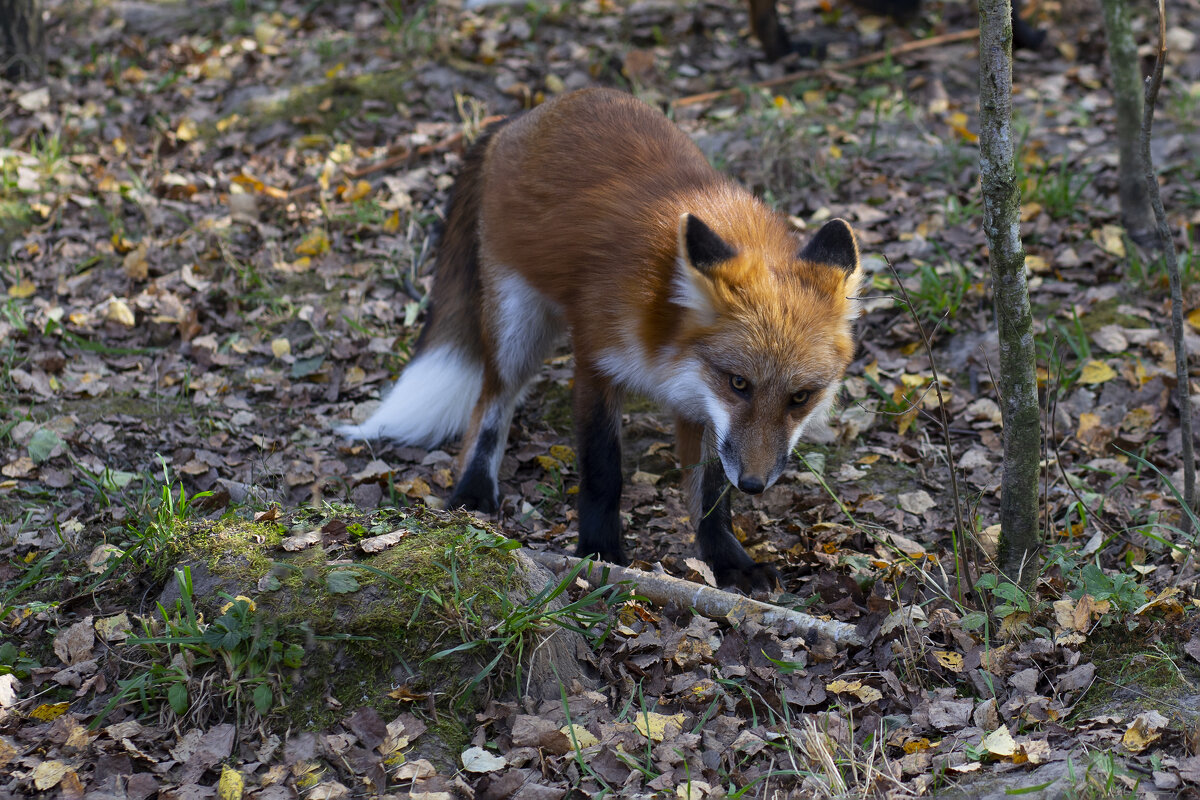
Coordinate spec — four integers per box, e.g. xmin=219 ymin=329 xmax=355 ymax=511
xmin=799 ymin=218 xmax=859 ymax=274
xmin=679 ymin=213 xmax=736 ymax=273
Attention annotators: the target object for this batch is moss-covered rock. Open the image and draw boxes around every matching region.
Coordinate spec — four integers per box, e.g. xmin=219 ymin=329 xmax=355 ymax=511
xmin=153 ymin=506 xmax=597 ymax=734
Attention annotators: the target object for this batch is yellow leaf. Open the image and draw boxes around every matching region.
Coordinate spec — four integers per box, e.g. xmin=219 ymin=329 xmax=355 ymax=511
xmin=219 ymin=765 xmax=244 ymax=800
xmin=176 ymin=118 xmax=198 ymax=142
xmin=295 ymin=228 xmax=330 ymax=256
xmin=902 ymin=738 xmax=931 ymax=754
xmin=342 ymin=180 xmax=372 ymax=202
xmin=1187 ymin=308 xmax=1200 ymax=330
xmin=29 ymin=702 xmax=70 ymax=722
xmin=271 ymin=338 xmax=291 ymax=358
xmin=549 ymin=444 xmax=575 ymax=464
xmin=216 ymin=114 xmax=240 ymax=133
xmin=33 ymin=760 xmax=71 ymax=790
xmin=1091 ymin=224 xmax=1126 ymax=257
xmin=325 ymin=62 xmax=345 ymax=79
xmin=535 ymin=455 xmax=559 ymax=471
xmin=1078 ymin=360 xmax=1116 ymax=385
xmin=828 ymin=144 xmax=842 ymax=159
xmin=982 ymin=726 xmax=1016 ymax=757
xmin=933 ymin=650 xmax=964 ymax=672
xmin=6 ymin=279 xmax=35 ymax=298
xmin=854 ymin=685 xmax=883 ymax=703
xmin=110 ymin=233 xmax=136 ymax=254
xmin=220 ymin=596 xmax=256 ymax=614
xmin=1122 ymin=711 xmax=1168 ymax=752
xmin=383 ymin=210 xmax=401 ymax=234
xmin=825 ymin=679 xmax=862 ymax=693
xmin=633 ymin=711 xmax=685 ymax=742
xmin=561 ymin=724 xmax=598 ymax=748
xmin=1025 ymin=254 xmax=1050 ymax=273
xmin=105 ymin=297 xmax=136 ymax=327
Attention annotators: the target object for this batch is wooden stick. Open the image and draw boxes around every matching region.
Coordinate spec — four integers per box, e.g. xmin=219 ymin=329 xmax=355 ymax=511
xmin=288 ymin=115 xmax=508 ymax=200
xmin=672 ymin=28 xmax=981 ymax=109
xmin=528 ymin=551 xmax=865 ymax=647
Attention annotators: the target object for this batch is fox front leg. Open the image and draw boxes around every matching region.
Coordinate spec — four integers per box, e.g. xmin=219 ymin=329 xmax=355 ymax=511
xmin=697 ymin=440 xmax=780 ymax=593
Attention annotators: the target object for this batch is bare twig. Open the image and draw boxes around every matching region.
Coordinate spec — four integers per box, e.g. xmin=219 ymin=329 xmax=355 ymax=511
xmin=1141 ymin=0 xmax=1196 ymax=532
xmin=527 ymin=552 xmax=865 ymax=647
xmin=887 ymin=263 xmax=977 ymax=607
xmin=671 ymin=29 xmax=981 ymax=109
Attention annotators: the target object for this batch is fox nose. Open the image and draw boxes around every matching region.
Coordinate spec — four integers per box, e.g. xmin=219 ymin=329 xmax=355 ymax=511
xmin=738 ymin=476 xmax=765 ymax=494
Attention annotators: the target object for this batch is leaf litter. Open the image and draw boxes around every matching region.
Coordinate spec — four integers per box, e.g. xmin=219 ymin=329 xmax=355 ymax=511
xmin=1 ymin=0 xmax=1200 ymax=797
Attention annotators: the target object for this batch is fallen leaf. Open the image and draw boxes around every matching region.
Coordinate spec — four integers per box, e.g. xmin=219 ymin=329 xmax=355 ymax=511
xmin=633 ymin=711 xmax=685 ymax=742
xmin=898 ymin=490 xmax=935 ymax=515
xmin=933 ymin=650 xmax=964 ymax=672
xmin=1122 ymin=710 xmax=1169 ymax=752
xmin=982 ymin=726 xmax=1017 ymax=757
xmin=1091 ymin=224 xmax=1126 ymax=257
xmin=6 ymin=279 xmax=36 ymax=298
xmin=53 ymin=617 xmax=95 ymax=665
xmin=94 ymin=612 xmax=132 ymax=642
xmin=32 ymin=760 xmax=71 ymax=790
xmin=176 ymin=118 xmax=199 ymax=142
xmin=1078 ymin=360 xmax=1116 ymax=385
xmin=295 ymin=228 xmax=330 ymax=256
xmin=561 ymin=724 xmax=599 ymax=748
xmin=218 ymin=765 xmax=244 ymax=800
xmin=104 ymin=297 xmax=136 ymax=327
xmin=461 ymin=746 xmax=506 ymax=773
xmin=86 ymin=543 xmax=124 ymax=574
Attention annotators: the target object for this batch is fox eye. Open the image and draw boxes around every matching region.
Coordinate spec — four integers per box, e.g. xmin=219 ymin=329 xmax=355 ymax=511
xmin=790 ymin=390 xmax=811 ymax=407
xmin=729 ymin=375 xmax=750 ymax=393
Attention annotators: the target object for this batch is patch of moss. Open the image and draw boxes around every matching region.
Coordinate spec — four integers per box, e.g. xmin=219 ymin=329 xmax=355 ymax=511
xmin=165 ymin=507 xmax=532 ymax=735
xmin=1078 ymin=298 xmax=1150 ymax=334
xmin=536 ymin=380 xmax=575 ymax=434
xmin=239 ymin=68 xmax=417 ymax=137
xmin=1071 ymin=624 xmax=1200 ymax=722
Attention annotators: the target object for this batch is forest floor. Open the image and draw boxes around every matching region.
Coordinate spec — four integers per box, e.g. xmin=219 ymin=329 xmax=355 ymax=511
xmin=3 ymin=0 xmax=1200 ymax=797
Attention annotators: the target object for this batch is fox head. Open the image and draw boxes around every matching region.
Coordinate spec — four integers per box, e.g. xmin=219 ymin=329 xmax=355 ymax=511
xmin=672 ymin=212 xmax=864 ymax=493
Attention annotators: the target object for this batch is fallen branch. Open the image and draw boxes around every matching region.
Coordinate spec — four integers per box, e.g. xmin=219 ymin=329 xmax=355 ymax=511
xmin=528 ymin=551 xmax=865 ymax=647
xmin=672 ymin=28 xmax=980 ymax=109
xmin=288 ymin=115 xmax=508 ymax=201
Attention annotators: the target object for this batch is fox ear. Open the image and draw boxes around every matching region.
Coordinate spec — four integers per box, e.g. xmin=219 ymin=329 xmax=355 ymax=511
xmin=678 ymin=213 xmax=736 ymax=274
xmin=672 ymin=214 xmax=731 ymax=322
xmin=799 ymin=218 xmax=859 ymax=274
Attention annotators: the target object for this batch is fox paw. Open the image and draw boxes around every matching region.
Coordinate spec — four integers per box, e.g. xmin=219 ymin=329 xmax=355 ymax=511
xmin=575 ymin=543 xmax=628 ymax=567
xmin=714 ymin=561 xmax=781 ymax=595
xmin=448 ymin=474 xmax=499 ymax=515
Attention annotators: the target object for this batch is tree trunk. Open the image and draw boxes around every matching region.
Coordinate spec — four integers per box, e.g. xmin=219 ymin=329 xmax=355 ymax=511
xmin=0 ymin=0 xmax=42 ymax=81
xmin=1140 ymin=0 xmax=1196 ymax=532
xmin=978 ymin=0 xmax=1041 ymax=584
xmin=1100 ymin=0 xmax=1158 ymax=247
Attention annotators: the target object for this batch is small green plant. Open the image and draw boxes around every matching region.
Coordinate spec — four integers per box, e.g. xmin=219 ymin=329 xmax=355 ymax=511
xmin=128 ymin=457 xmax=212 ymax=569
xmin=906 ymin=252 xmax=971 ymax=321
xmin=1062 ymin=749 xmax=1138 ymax=799
xmin=96 ymin=567 xmax=309 ymax=728
xmin=1028 ymin=158 xmax=1094 ymax=220
xmin=421 ymin=534 xmax=632 ymax=705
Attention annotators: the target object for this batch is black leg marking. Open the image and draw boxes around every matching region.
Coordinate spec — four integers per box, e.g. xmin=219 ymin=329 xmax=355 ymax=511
xmin=449 ymin=427 xmax=500 ymax=514
xmin=574 ymin=393 xmax=626 ymax=565
xmin=696 ymin=454 xmax=780 ymax=593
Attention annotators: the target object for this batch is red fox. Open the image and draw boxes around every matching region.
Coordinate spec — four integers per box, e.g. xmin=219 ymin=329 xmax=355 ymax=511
xmin=340 ymin=88 xmax=864 ymax=590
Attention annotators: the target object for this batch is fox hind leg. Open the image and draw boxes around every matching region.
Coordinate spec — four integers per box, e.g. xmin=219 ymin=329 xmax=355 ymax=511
xmin=448 ymin=270 xmax=562 ymax=514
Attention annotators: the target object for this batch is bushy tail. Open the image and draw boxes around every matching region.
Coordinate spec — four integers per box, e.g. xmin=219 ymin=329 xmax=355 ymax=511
xmin=338 ymin=119 xmax=513 ymax=447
